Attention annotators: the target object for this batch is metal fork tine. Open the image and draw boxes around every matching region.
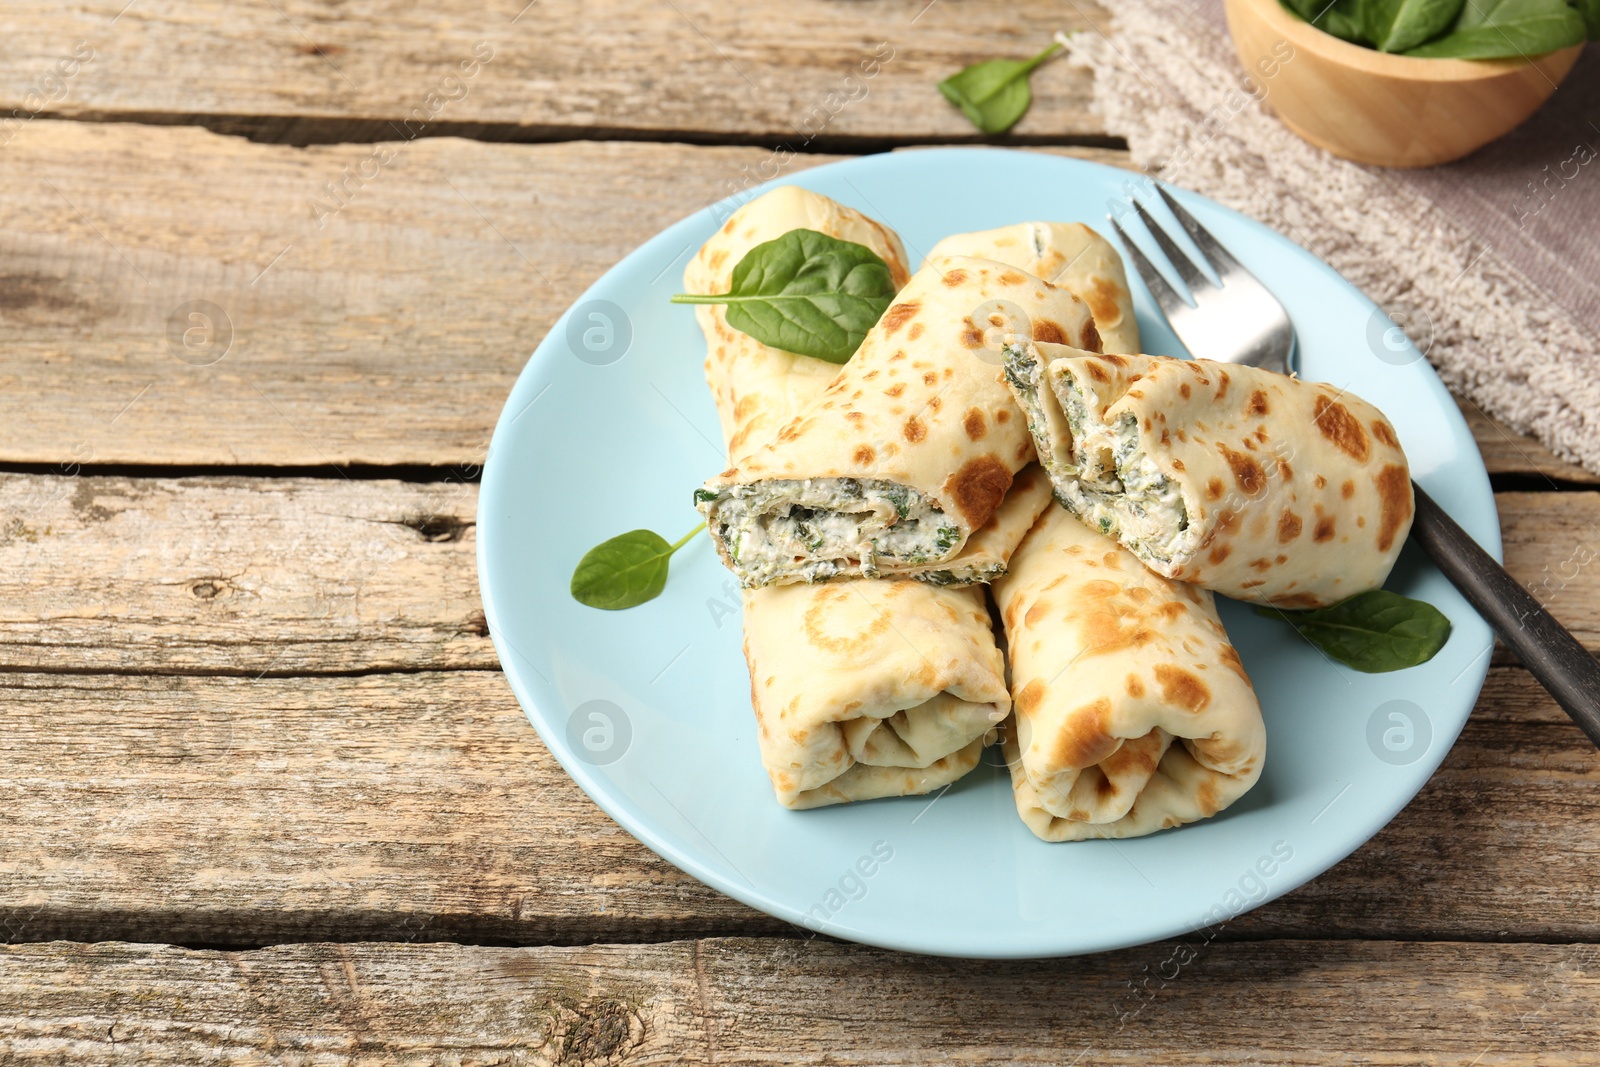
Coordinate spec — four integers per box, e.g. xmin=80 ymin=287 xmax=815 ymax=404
xmin=1108 ymin=215 xmax=1188 ymax=320
xmin=1133 ymin=200 xmax=1215 ymax=294
xmin=1155 ymin=184 xmax=1246 ymax=279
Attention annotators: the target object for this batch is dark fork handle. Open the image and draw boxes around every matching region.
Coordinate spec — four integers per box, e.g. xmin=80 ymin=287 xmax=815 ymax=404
xmin=1411 ymin=483 xmax=1600 ymax=749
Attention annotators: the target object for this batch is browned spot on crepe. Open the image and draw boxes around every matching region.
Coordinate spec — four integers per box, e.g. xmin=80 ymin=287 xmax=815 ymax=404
xmin=964 ymin=408 xmax=987 ymax=441
xmin=941 ymin=269 xmax=969 ymax=287
xmin=1278 ymin=510 xmax=1302 ymax=542
xmin=1052 ymin=698 xmax=1120 ymax=768
xmin=1205 ymin=478 xmax=1225 ymax=502
xmin=1313 ymin=394 xmax=1371 ymax=462
xmin=803 ymin=590 xmax=893 ymax=653
xmin=961 ymin=326 xmax=984 ymax=348
xmin=1342 ymin=479 xmax=1356 ymax=499
xmin=1271 ymin=592 xmax=1322 ymax=609
xmin=1218 ymin=644 xmax=1252 ymax=685
xmin=1313 ymin=507 xmax=1337 ymax=543
xmin=1220 ymin=445 xmax=1266 ymax=495
xmin=903 ymin=416 xmax=926 ymax=443
xmin=1180 ymin=382 xmax=1192 ymax=399
xmin=998 ymin=269 xmax=1026 ymax=285
xmin=1376 ymin=463 xmax=1412 ymax=552
xmin=1085 ymin=360 xmax=1109 ymax=383
xmin=1157 ymin=601 xmax=1187 ymax=621
xmin=1017 ymin=678 xmax=1047 ymax=715
xmin=1024 ymin=600 xmax=1051 ymax=627
xmin=853 ymin=444 xmax=875 ymax=465
xmin=1126 ymin=674 xmax=1146 ymax=698
xmin=1080 ymin=320 xmax=1102 ymax=353
xmin=886 ymin=382 xmax=905 ymax=397
xmin=1033 ymin=319 xmax=1066 ymax=344
xmin=948 ymin=454 xmax=1012 ymax=525
xmin=1277 ymin=458 xmax=1293 ymax=481
xmin=1372 ymin=419 xmax=1399 ymax=448
xmin=908 ymin=322 xmax=925 ymax=341
xmin=996 ymin=408 xmax=1011 ymax=424
xmin=1314 ymin=474 xmax=1327 ymax=489
xmin=1247 ymin=389 xmax=1270 ymax=416
xmin=1154 ymin=664 xmax=1210 ymax=713
xmin=880 ymin=301 xmax=920 ymax=334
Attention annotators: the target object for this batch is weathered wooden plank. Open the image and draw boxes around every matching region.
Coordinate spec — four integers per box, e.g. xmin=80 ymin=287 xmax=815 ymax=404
xmin=0 ymin=665 xmax=1597 ymax=947
xmin=0 ymin=1 xmax=1106 ymax=144
xmin=0 ymin=121 xmax=1568 ymax=476
xmin=1 ymin=938 xmax=1596 ymax=1064
xmin=1 ymin=476 xmax=1594 ymax=673
xmin=0 ymin=473 xmax=490 ymax=673
xmin=0 ymin=123 xmax=1132 ymax=468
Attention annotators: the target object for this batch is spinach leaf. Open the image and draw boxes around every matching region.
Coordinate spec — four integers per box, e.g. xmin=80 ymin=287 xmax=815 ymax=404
xmin=1280 ymin=0 xmax=1371 ymax=42
xmin=671 ymin=229 xmax=896 ymax=364
xmin=937 ymin=40 xmax=1063 ymax=135
xmin=1257 ymin=589 xmax=1452 ymax=673
xmin=1405 ymin=0 xmax=1586 ymax=56
xmin=1365 ymin=0 xmax=1466 ymax=50
xmin=571 ymin=525 xmax=703 ymax=610
xmin=1566 ymin=0 xmax=1600 ymax=37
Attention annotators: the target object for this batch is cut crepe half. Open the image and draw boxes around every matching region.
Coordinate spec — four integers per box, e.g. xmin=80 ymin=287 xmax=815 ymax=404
xmin=1005 ymin=346 xmax=1414 ymax=608
xmin=698 ymin=256 xmax=1101 ymax=588
xmin=993 ymin=505 xmax=1265 ymax=840
xmin=686 ymin=191 xmax=1057 ymax=586
xmin=927 ymin=221 xmax=1139 ymax=354
xmin=687 ymin=186 xmax=1011 ymax=808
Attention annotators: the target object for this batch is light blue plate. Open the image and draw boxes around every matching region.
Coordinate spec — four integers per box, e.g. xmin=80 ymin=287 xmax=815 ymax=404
xmin=477 ymin=148 xmax=1498 ymax=958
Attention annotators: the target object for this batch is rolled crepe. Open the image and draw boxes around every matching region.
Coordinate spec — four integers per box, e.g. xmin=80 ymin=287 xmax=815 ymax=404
xmin=743 ymin=580 xmax=1008 ymax=809
xmin=927 ymin=222 xmax=1139 ymax=354
xmin=698 ymin=257 xmax=1101 ymax=588
xmin=685 ymin=185 xmax=914 ymax=461
xmin=993 ymin=505 xmax=1266 ymax=840
xmin=1005 ymin=346 xmax=1414 ymax=608
xmin=685 ymin=191 xmax=1057 ymax=585
xmin=686 ymin=187 xmax=1010 ymax=808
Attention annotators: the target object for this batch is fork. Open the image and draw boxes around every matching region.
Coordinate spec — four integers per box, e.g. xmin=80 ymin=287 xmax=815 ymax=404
xmin=1109 ymin=185 xmax=1600 ymax=751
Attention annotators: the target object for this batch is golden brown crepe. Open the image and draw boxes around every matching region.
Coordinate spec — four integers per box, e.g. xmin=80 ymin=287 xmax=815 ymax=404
xmin=685 ymin=185 xmax=914 ymax=462
xmin=742 ymin=579 xmax=1008 ymax=809
xmin=926 ymin=222 xmax=1139 ymax=354
xmin=686 ymin=186 xmax=1011 ymax=808
xmin=993 ymin=505 xmax=1266 ymax=840
xmin=1005 ymin=347 xmax=1414 ymax=608
xmin=685 ymin=192 xmax=1057 ymax=585
xmin=697 ymin=257 xmax=1101 ymax=588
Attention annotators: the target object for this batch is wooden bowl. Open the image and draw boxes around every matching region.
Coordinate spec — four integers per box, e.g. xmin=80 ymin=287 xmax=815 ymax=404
xmin=1225 ymin=0 xmax=1583 ymax=167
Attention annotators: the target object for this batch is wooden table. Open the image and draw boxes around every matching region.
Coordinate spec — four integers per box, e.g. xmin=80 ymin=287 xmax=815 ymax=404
xmin=2 ymin=2 xmax=1598 ymax=1062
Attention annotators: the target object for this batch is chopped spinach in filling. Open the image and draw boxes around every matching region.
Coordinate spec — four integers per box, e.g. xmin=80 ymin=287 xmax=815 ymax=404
xmin=698 ymin=476 xmax=961 ymax=587
xmin=1003 ymin=344 xmax=1193 ymax=566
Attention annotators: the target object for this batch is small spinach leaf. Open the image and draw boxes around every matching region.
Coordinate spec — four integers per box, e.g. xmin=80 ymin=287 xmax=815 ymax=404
xmin=671 ymin=229 xmax=896 ymax=363
xmin=571 ymin=525 xmax=704 ymax=610
xmin=1257 ymin=589 xmax=1452 ymax=673
xmin=937 ymin=40 xmax=1063 ymax=135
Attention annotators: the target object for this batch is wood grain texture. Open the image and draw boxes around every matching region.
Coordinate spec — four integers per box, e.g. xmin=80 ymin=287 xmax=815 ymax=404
xmin=0 ymin=123 xmax=1126 ymax=468
xmin=0 ymin=1 xmax=1106 ymax=144
xmin=1 ymin=665 xmax=1597 ymax=947
xmin=2 ymin=476 xmax=1596 ymax=674
xmin=0 ymin=121 xmax=1563 ymax=474
xmin=2 ymin=937 xmax=1598 ymax=1065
